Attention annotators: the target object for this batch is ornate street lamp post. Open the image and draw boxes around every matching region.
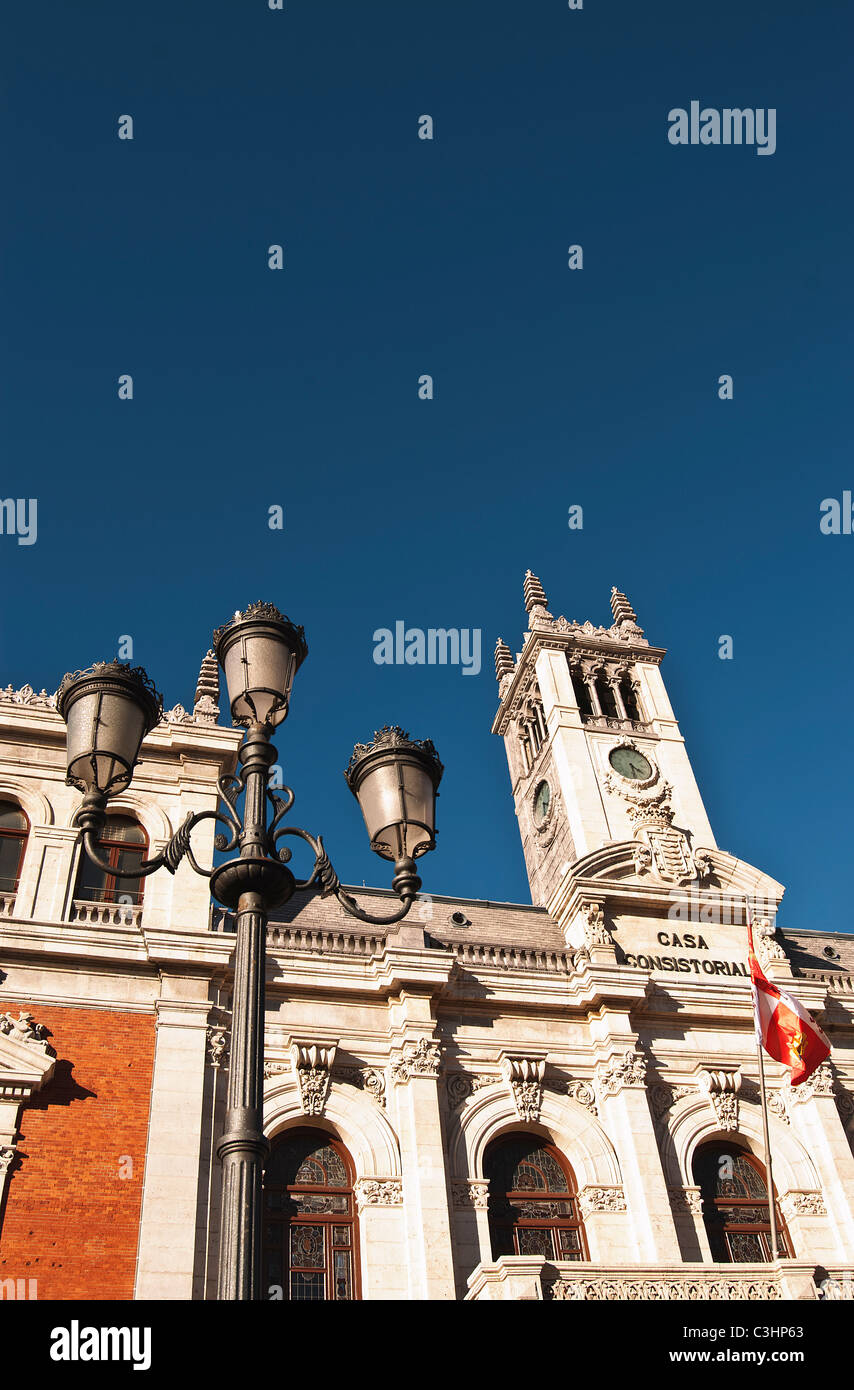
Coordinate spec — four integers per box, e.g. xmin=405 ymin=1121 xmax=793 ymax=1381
xmin=57 ymin=601 xmax=443 ymax=1301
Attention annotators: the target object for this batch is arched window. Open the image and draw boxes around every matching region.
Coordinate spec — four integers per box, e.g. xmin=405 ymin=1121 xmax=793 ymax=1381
xmin=485 ymin=1134 xmax=587 ymax=1262
xmin=619 ymin=674 xmax=642 ymax=723
xmin=74 ymin=814 xmax=148 ymax=907
xmin=569 ymin=664 xmax=594 ymax=719
xmin=0 ymin=801 xmax=29 ymax=896
xmin=595 ymin=674 xmax=619 ymax=719
xmin=693 ymin=1141 xmax=791 ymax=1262
xmin=262 ymin=1129 xmax=360 ymax=1301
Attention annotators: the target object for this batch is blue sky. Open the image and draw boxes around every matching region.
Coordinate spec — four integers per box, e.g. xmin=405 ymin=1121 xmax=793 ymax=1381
xmin=2 ymin=0 xmax=852 ymax=930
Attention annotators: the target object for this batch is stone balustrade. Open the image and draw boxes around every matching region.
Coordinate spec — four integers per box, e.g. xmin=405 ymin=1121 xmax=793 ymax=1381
xmin=465 ymin=1255 xmax=854 ymax=1301
xmin=69 ymin=899 xmax=143 ymax=928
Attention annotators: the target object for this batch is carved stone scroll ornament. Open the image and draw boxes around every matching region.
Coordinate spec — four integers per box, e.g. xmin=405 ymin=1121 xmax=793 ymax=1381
xmin=649 ymin=1083 xmax=693 ymax=1124
xmin=445 ymin=1072 xmax=495 ymax=1111
xmin=783 ymin=1059 xmax=835 ymax=1114
xmin=595 ymin=1047 xmax=647 ymax=1100
xmin=335 ymin=1065 xmax=387 ymax=1108
xmin=390 ymin=1038 xmax=442 ymax=1084
xmin=290 ymin=1043 xmax=337 ymax=1116
xmin=0 ymin=1146 xmax=15 ymax=1178
xmin=501 ymin=1057 xmax=545 ymax=1122
xmin=553 ymin=1073 xmax=598 ymax=1117
xmin=766 ymin=1090 xmax=790 ymax=1125
xmin=697 ymin=1068 xmax=741 ymax=1132
xmin=577 ymin=1185 xmax=627 ymax=1217
xmin=353 ymin=1178 xmax=403 ymax=1211
xmin=779 ymin=1190 xmax=827 ymax=1220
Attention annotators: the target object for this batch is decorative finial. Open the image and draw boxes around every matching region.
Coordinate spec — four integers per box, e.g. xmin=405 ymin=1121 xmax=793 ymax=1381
xmin=610 ymin=587 xmax=638 ymax=626
xmin=494 ymin=638 xmax=514 ymax=682
xmin=523 ymin=570 xmax=549 ymax=615
xmin=193 ymin=649 xmax=220 ymax=725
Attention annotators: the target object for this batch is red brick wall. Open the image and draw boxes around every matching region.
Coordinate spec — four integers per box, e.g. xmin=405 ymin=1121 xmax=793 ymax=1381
xmin=0 ymin=1002 xmax=156 ymax=1300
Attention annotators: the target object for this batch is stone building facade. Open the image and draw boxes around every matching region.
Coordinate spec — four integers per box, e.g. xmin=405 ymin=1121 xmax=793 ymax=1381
xmin=0 ymin=576 xmax=853 ymax=1301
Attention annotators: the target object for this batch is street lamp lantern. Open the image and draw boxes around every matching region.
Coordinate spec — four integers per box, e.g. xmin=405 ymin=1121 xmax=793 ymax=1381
xmin=57 ymin=661 xmax=163 ymax=799
xmin=56 ymin=603 xmax=442 ymax=1302
xmin=213 ymin=600 xmax=307 ymax=729
xmin=345 ymin=725 xmax=443 ymax=863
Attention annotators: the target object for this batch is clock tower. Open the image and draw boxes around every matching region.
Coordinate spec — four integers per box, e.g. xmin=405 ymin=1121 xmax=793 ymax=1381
xmin=492 ymin=572 xmax=717 ymax=908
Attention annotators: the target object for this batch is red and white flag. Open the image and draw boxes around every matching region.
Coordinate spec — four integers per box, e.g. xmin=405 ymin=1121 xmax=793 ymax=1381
xmin=747 ymin=914 xmax=831 ymax=1087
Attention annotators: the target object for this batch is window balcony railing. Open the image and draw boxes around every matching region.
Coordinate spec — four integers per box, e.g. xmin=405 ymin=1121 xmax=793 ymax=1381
xmin=69 ymin=899 xmax=143 ymax=929
xmin=465 ymin=1256 xmax=854 ymax=1302
xmin=579 ymin=714 xmax=653 ymax=734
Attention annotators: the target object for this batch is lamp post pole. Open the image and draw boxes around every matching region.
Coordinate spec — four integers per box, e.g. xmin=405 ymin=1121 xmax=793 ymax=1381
xmin=212 ymin=723 xmax=280 ymax=1301
xmin=57 ymin=603 xmax=443 ymax=1303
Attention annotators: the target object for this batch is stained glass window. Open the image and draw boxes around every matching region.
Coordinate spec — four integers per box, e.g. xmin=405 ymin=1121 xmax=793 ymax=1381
xmin=485 ymin=1135 xmax=587 ymax=1262
xmin=263 ymin=1129 xmax=359 ymax=1300
xmin=693 ymin=1142 xmax=791 ymax=1263
xmin=0 ymin=800 xmax=28 ymax=896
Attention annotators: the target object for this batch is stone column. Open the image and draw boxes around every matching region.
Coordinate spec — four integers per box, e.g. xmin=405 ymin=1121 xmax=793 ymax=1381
xmin=388 ymin=998 xmax=455 ymax=1300
xmin=593 ymin=1026 xmax=682 ymax=1264
xmin=134 ymin=977 xmax=211 ymax=1299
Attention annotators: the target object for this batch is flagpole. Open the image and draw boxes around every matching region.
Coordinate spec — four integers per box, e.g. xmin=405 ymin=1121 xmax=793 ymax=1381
xmin=746 ymin=898 xmax=780 ymax=1263
xmin=755 ymin=1021 xmax=780 ymax=1261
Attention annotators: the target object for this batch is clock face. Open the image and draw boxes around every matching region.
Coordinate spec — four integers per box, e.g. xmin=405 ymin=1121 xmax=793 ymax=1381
xmin=533 ymin=780 xmax=551 ymax=825
xmin=609 ymin=746 xmax=653 ymax=781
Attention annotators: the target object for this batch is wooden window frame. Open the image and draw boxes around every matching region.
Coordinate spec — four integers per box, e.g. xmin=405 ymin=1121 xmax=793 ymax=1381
xmin=75 ymin=815 xmax=148 ymax=906
xmin=486 ymin=1135 xmax=588 ymax=1263
xmin=0 ymin=801 xmax=29 ymax=896
xmin=262 ymin=1129 xmax=361 ymax=1302
xmin=694 ymin=1142 xmax=791 ymax=1263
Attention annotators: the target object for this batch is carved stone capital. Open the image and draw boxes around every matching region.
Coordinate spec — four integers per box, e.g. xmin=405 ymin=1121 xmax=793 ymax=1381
xmin=578 ymin=1185 xmax=627 ymax=1217
xmin=0 ymin=1145 xmax=16 ymax=1177
xmin=451 ymin=1179 xmax=490 ymax=1210
xmin=668 ymin=1186 xmax=703 ymax=1217
xmin=390 ymin=1038 xmax=441 ymax=1084
xmin=354 ymin=1177 xmax=403 ymax=1211
xmin=596 ymin=1047 xmax=647 ymax=1099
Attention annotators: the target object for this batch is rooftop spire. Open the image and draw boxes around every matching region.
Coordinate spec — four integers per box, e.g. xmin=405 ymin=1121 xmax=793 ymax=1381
xmin=523 ymin=570 xmax=551 ymax=617
xmin=610 ymin=587 xmax=638 ymax=627
xmin=494 ymin=637 xmax=514 ymax=682
xmin=193 ymin=649 xmax=220 ymax=724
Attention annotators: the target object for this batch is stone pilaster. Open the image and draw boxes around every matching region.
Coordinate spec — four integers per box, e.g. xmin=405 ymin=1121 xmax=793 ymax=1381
xmin=388 ymin=998 xmax=455 ymax=1300
xmin=593 ymin=1028 xmax=682 ymax=1263
xmin=783 ymin=1062 xmax=854 ymax=1257
xmin=134 ymin=977 xmax=211 ymax=1298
